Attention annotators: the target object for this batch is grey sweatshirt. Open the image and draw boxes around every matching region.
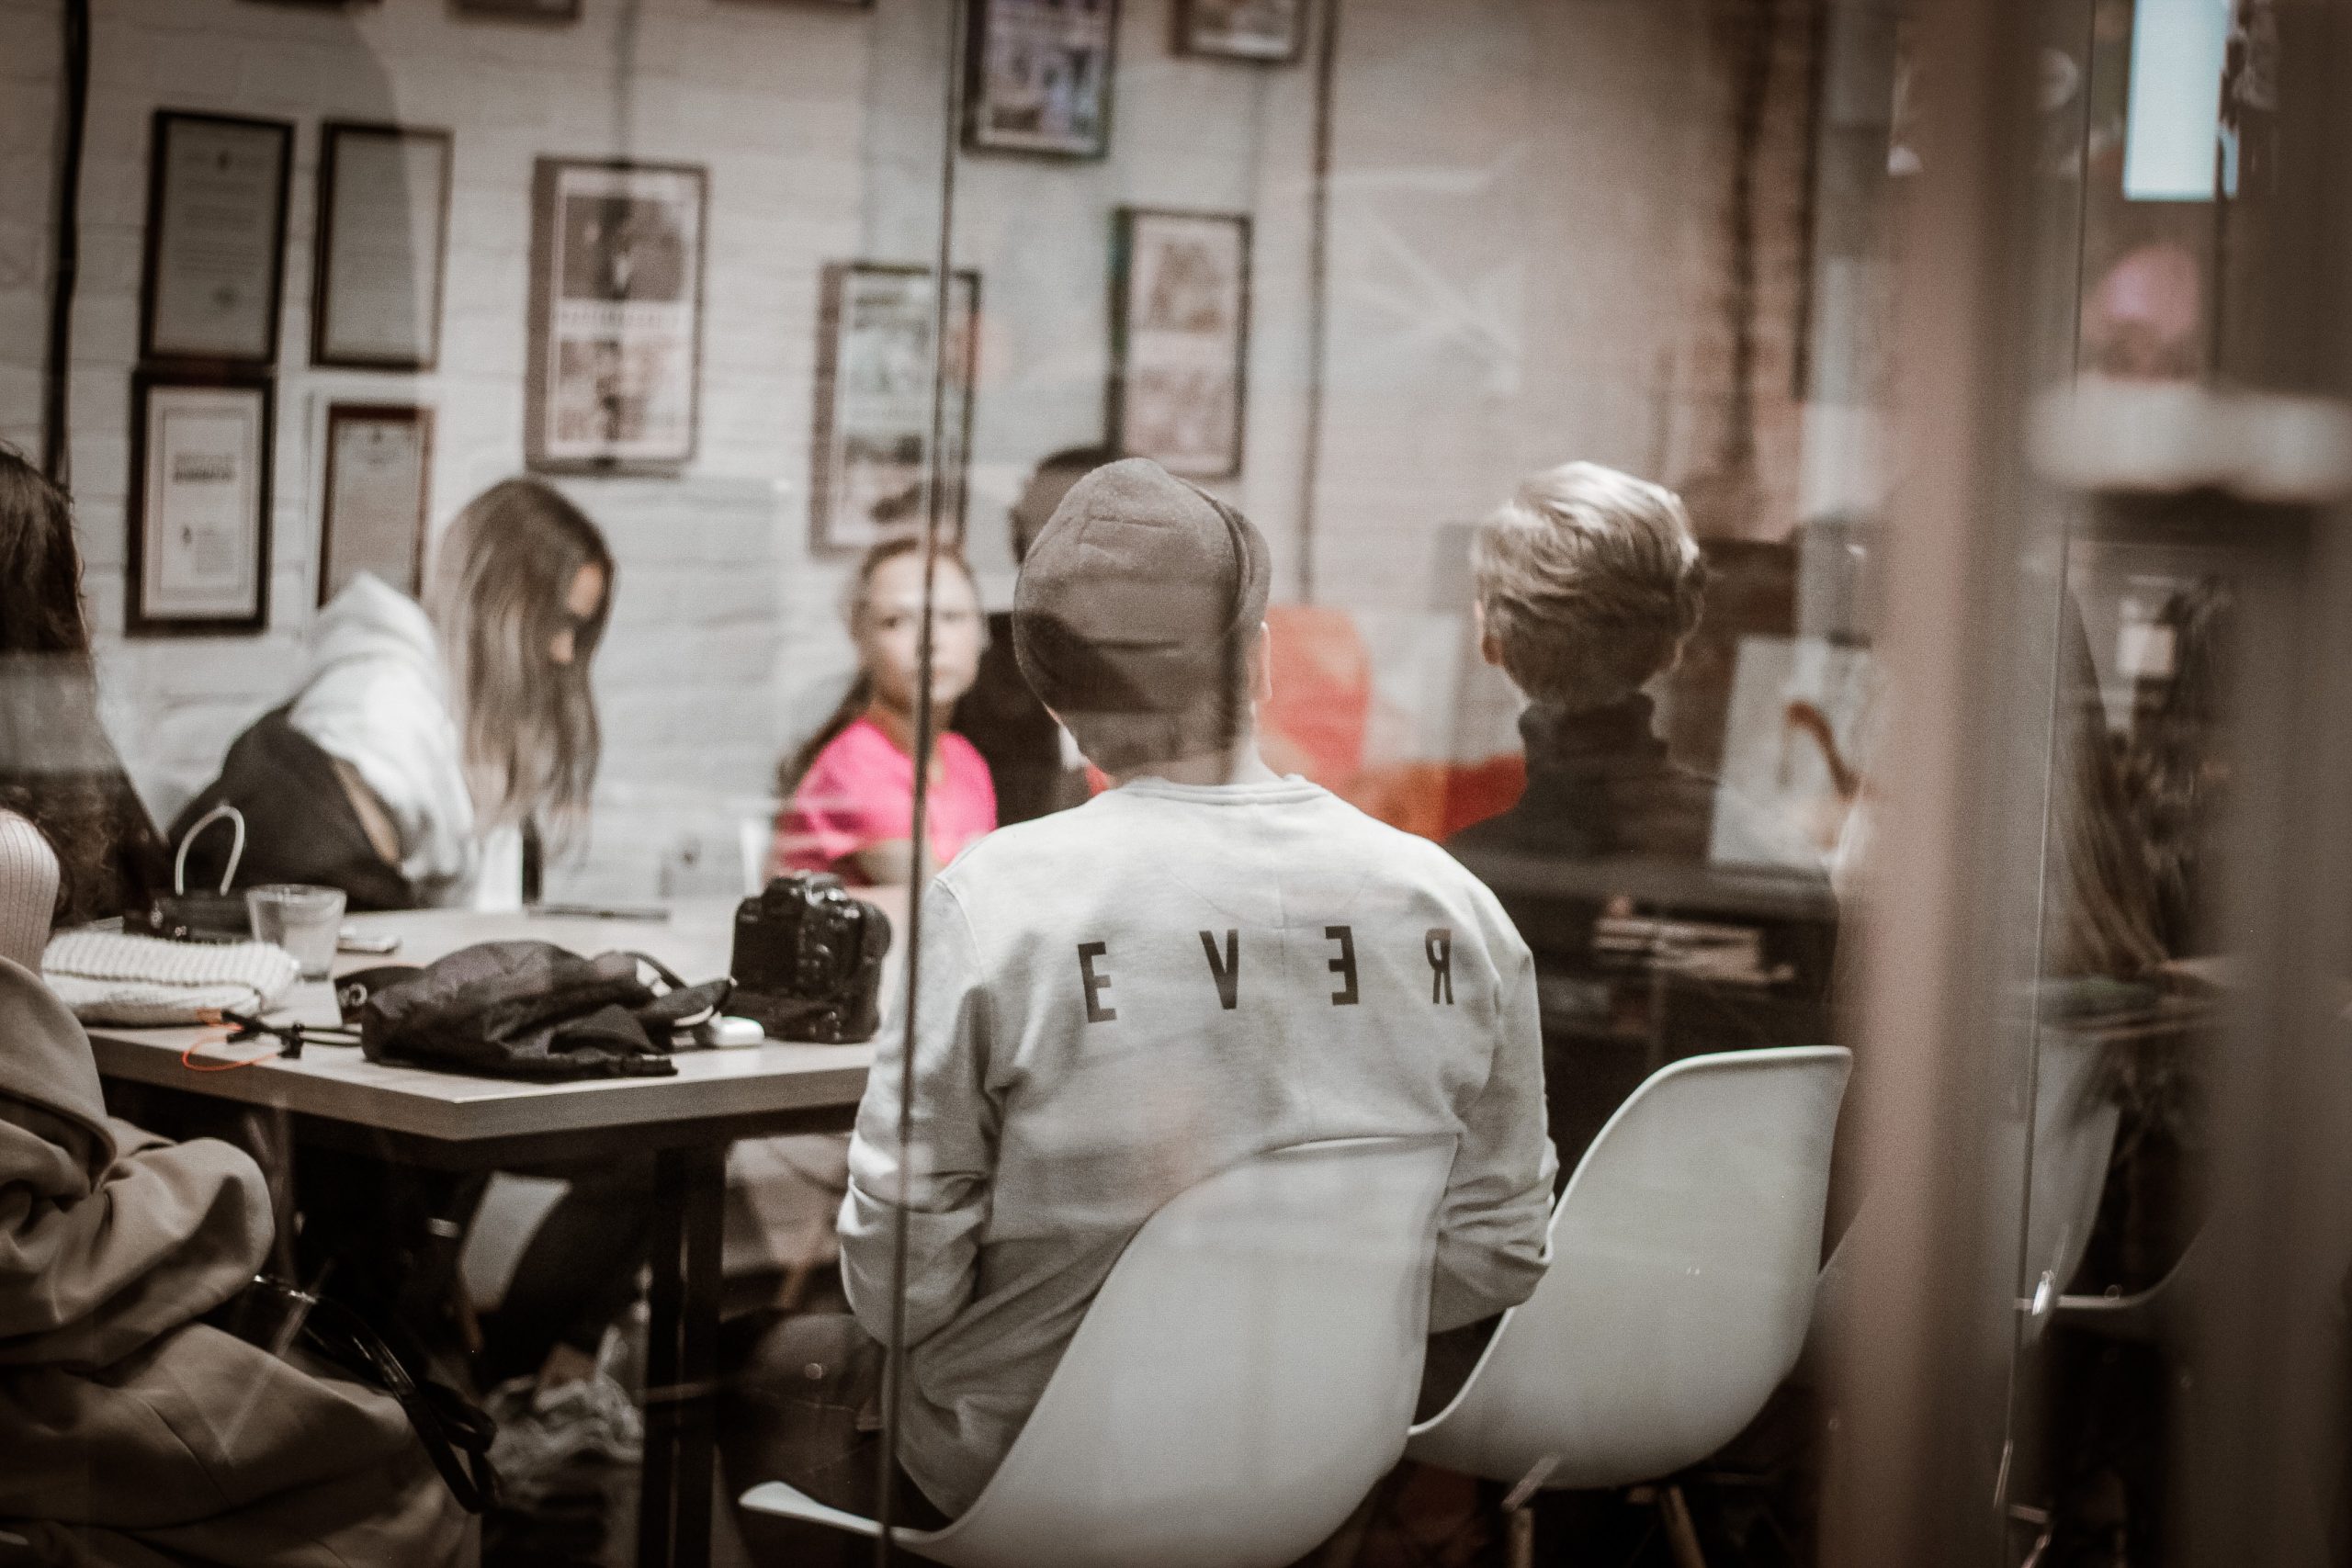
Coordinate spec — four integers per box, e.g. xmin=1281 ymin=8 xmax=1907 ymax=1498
xmin=839 ymin=775 xmax=1558 ymax=1516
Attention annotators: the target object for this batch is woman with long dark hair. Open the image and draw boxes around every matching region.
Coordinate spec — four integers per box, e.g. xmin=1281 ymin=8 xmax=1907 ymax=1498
xmin=0 ymin=447 xmax=167 ymax=927
xmin=770 ymin=536 xmax=995 ymax=886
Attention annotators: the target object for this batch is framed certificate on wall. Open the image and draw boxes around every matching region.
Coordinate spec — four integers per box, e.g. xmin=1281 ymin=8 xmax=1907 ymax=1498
xmin=320 ymin=403 xmax=433 ymax=604
xmin=452 ymin=0 xmax=582 ymax=17
xmin=312 ymin=123 xmax=452 ymax=370
xmin=127 ymin=372 xmax=275 ymax=637
xmin=1111 ymin=208 xmax=1250 ymax=479
xmin=140 ymin=111 xmax=294 ymax=365
xmin=809 ymin=262 xmax=980 ymax=556
xmin=525 ymin=157 xmax=707 ymax=472
xmin=965 ymin=0 xmax=1118 ymax=159
xmin=1175 ymin=0 xmax=1306 ymax=62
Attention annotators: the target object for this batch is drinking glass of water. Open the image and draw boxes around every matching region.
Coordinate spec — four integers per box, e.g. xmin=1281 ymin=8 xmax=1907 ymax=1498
xmin=245 ymin=885 xmax=347 ymax=980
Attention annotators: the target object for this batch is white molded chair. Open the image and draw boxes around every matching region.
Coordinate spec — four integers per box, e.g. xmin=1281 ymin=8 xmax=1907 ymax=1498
xmin=741 ymin=1134 xmax=1457 ymax=1568
xmin=1407 ymin=1046 xmax=1851 ymax=1499
xmin=2017 ymin=1025 xmax=2122 ymax=1343
xmin=2054 ymin=1233 xmax=2199 ymax=1344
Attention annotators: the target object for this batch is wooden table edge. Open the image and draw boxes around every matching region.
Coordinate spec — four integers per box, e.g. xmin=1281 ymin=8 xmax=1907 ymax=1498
xmin=88 ymin=1029 xmax=872 ymax=1146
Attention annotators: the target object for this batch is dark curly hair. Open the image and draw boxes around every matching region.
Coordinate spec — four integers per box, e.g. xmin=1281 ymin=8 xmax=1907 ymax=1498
xmin=0 ymin=446 xmax=167 ymax=926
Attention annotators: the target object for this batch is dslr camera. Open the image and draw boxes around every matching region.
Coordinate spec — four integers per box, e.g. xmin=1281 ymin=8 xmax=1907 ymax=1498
xmin=729 ymin=873 xmax=893 ymax=1043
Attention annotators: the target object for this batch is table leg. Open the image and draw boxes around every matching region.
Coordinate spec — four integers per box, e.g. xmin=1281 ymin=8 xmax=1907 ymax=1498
xmin=233 ymin=1106 xmax=300 ymax=1280
xmin=637 ymin=1144 xmax=727 ymax=1568
xmin=677 ymin=1145 xmax=725 ymax=1566
xmin=639 ymin=1151 xmax=685 ymax=1568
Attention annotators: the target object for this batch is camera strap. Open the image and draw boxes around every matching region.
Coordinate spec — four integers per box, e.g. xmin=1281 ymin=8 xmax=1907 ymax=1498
xmin=624 ymin=951 xmax=731 ymax=1034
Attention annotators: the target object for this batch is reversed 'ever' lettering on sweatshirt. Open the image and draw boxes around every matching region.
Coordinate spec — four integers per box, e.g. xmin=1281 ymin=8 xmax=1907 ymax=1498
xmin=839 ymin=774 xmax=1558 ymax=1517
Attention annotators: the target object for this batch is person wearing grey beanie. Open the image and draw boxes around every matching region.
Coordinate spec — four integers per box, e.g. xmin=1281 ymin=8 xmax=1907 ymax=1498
xmin=1011 ymin=456 xmax=1276 ymax=782
xmin=725 ymin=458 xmax=1554 ymax=1557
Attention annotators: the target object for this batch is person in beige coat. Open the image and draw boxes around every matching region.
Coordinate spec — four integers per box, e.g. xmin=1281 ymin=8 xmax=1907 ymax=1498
xmin=0 ymin=812 xmax=475 ymax=1565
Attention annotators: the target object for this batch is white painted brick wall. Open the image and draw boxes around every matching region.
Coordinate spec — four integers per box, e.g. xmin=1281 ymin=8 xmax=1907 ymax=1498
xmin=3 ymin=0 xmax=1793 ymax=900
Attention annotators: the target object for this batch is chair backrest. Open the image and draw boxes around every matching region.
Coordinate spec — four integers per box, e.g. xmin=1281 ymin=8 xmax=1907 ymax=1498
xmin=2018 ymin=1024 xmax=2121 ymax=1342
xmin=921 ymin=1134 xmax=1456 ymax=1568
xmin=1408 ymin=1046 xmax=1851 ymax=1490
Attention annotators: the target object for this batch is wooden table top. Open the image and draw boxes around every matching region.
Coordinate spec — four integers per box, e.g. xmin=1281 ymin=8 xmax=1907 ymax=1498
xmin=86 ymin=892 xmax=905 ymax=1145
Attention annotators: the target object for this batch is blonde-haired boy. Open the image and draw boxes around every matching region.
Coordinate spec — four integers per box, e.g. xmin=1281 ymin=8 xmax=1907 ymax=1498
xmin=1455 ymin=461 xmax=1715 ymax=865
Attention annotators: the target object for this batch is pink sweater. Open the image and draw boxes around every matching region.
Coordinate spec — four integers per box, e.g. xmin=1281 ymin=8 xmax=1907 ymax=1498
xmin=771 ymin=717 xmax=998 ymax=883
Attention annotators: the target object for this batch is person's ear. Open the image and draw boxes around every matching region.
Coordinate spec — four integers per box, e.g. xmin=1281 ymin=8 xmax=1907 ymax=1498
xmin=1250 ymin=622 xmax=1274 ymax=704
xmin=1473 ymin=599 xmax=1506 ymax=670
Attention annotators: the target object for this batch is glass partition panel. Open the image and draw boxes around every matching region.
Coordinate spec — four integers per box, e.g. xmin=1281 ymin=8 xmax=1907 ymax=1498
xmin=43 ymin=1 xmax=2352 ymax=1566
xmin=5 ymin=4 xmax=963 ymax=1566
xmin=1831 ymin=1 xmax=2352 ymax=1565
xmin=873 ymin=3 xmax=1899 ymax=1566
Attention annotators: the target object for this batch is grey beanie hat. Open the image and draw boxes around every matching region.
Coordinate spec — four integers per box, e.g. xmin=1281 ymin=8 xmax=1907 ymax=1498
xmin=1012 ymin=457 xmax=1271 ymax=719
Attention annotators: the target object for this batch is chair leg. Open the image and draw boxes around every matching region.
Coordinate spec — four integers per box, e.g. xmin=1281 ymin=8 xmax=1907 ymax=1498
xmin=1506 ymin=1503 xmax=1535 ymax=1568
xmin=1499 ymin=1453 xmax=1558 ymax=1567
xmin=1660 ymin=1484 xmax=1708 ymax=1568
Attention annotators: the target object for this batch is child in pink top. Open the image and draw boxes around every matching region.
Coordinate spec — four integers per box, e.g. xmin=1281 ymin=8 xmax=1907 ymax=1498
xmin=780 ymin=717 xmax=996 ymax=878
xmin=772 ymin=539 xmax=998 ymax=884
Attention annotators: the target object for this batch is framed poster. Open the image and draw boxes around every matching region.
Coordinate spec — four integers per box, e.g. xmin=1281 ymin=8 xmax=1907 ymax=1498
xmin=1175 ymin=0 xmax=1306 ymax=62
xmin=452 ymin=0 xmax=582 ymax=17
xmin=1708 ymin=635 xmax=1879 ymax=872
xmin=127 ymin=372 xmax=275 ymax=637
xmin=312 ymin=123 xmax=452 ymax=370
xmin=810 ymin=263 xmax=980 ymax=556
xmin=965 ymin=0 xmax=1118 ymax=159
xmin=525 ymin=158 xmax=707 ymax=472
xmin=320 ymin=403 xmax=433 ymax=604
xmin=1111 ymin=209 xmax=1250 ymax=479
xmin=141 ymin=111 xmax=294 ymax=364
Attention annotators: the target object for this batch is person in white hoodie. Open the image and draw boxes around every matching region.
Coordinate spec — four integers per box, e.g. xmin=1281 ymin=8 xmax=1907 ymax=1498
xmin=172 ymin=478 xmax=614 ymax=911
xmin=174 ymin=479 xmax=645 ymax=1502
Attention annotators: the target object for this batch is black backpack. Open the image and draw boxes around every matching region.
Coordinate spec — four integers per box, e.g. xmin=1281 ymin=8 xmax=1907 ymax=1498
xmin=168 ymin=705 xmax=418 ymax=912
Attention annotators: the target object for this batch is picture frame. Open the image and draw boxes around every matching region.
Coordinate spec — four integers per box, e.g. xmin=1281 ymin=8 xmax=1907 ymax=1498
xmin=127 ymin=370 xmax=275 ymax=637
xmin=524 ymin=157 xmax=708 ymax=473
xmin=320 ymin=402 xmax=434 ymax=605
xmin=1707 ymin=635 xmax=1879 ymax=872
xmin=312 ymin=122 xmax=453 ymax=371
xmin=964 ymin=0 xmax=1119 ymax=160
xmin=451 ymin=0 xmax=582 ymax=18
xmin=809 ymin=263 xmax=981 ymax=556
xmin=1174 ymin=0 xmax=1306 ymax=62
xmin=1110 ymin=208 xmax=1250 ymax=479
xmin=140 ymin=110 xmax=294 ymax=366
